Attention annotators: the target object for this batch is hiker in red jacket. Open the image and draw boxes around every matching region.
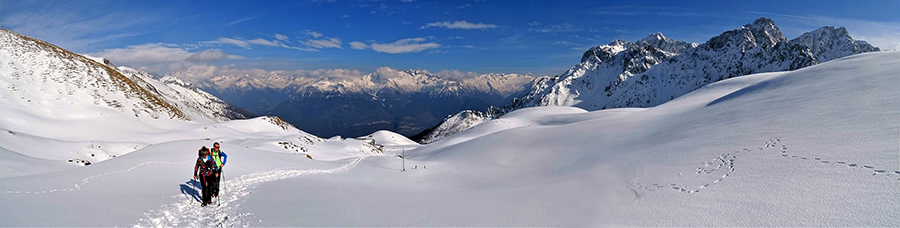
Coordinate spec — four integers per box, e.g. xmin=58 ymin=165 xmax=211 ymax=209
xmin=193 ymin=147 xmax=218 ymax=206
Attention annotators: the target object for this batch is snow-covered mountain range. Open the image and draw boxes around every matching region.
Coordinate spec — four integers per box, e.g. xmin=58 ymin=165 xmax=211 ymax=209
xmin=421 ymin=17 xmax=879 ymax=143
xmin=171 ymin=67 xmax=534 ymax=138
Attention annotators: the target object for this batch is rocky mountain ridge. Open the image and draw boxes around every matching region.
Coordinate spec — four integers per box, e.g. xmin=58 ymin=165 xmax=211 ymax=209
xmin=421 ymin=17 xmax=879 ymax=143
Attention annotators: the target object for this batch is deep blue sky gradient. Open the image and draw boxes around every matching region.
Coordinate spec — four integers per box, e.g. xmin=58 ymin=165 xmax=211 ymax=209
xmin=3 ymin=0 xmax=898 ymax=77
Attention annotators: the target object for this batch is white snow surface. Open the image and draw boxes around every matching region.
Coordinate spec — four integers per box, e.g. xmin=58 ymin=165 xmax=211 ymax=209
xmin=3 ymin=43 xmax=899 ymax=227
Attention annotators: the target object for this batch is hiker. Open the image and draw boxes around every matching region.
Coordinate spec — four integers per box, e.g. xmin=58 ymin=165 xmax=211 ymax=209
xmin=194 ymin=146 xmax=218 ymax=206
xmin=210 ymin=142 xmax=228 ymax=197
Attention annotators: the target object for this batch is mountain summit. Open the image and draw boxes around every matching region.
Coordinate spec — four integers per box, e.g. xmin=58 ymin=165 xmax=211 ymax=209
xmin=421 ymin=17 xmax=879 ymax=143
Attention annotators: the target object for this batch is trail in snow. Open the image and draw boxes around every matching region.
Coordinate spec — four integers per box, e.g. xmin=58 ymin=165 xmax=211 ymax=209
xmin=631 ymin=137 xmax=899 ymax=195
xmin=134 ymin=156 xmax=365 ymax=227
xmin=2 ymin=160 xmax=190 ymax=195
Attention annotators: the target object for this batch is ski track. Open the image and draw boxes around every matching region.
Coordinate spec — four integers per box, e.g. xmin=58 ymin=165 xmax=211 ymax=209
xmin=2 ymin=160 xmax=190 ymax=195
xmin=134 ymin=156 xmax=366 ymax=228
xmin=631 ymin=137 xmax=899 ymax=195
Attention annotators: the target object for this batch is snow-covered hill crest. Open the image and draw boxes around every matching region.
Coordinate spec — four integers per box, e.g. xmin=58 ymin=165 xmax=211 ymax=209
xmin=0 ymin=28 xmax=257 ymax=171
xmin=422 ymin=17 xmax=879 ymax=143
xmin=1 ymin=28 xmax=188 ymax=121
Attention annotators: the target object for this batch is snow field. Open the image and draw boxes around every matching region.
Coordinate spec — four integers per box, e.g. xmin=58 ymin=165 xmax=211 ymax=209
xmin=2 ymin=51 xmax=899 ymax=226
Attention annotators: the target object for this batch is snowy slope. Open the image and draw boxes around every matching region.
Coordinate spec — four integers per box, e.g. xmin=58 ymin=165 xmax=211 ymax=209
xmin=119 ymin=68 xmax=254 ymax=122
xmin=249 ymin=51 xmax=899 ymax=226
xmin=422 ymin=17 xmax=880 ymax=143
xmin=0 ymin=28 xmax=244 ymax=176
xmin=3 ymin=48 xmax=897 ymax=226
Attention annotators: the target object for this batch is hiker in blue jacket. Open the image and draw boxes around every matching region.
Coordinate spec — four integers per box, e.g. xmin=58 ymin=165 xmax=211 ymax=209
xmin=210 ymin=142 xmax=227 ymax=197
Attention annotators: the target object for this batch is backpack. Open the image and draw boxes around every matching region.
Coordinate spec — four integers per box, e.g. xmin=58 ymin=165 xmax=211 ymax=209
xmin=196 ymin=156 xmax=216 ymax=176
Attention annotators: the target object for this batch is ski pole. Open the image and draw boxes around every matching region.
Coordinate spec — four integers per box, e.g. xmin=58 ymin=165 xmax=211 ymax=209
xmin=191 ymin=178 xmax=196 ymax=204
xmin=219 ymin=170 xmax=224 ymax=201
xmin=217 ymin=170 xmax=222 ymax=206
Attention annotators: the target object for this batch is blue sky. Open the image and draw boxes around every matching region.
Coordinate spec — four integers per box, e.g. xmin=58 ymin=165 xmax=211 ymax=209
xmin=3 ymin=0 xmax=898 ymax=78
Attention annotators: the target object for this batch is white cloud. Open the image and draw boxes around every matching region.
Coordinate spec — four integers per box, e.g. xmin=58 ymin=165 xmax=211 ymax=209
xmin=369 ymin=38 xmax=441 ymax=54
xmin=90 ymin=44 xmax=244 ymax=75
xmin=92 ymin=43 xmax=193 ymax=64
xmin=302 ymin=68 xmax=367 ymax=79
xmin=306 ymin=30 xmax=324 ymax=38
xmin=248 ymin=38 xmax=280 ymax=47
xmin=421 ymin=20 xmax=498 ymax=30
xmin=227 ymin=16 xmax=258 ymax=26
xmin=186 ymin=49 xmax=245 ymax=62
xmin=435 ymin=70 xmax=480 ymax=80
xmin=206 ymin=37 xmax=251 ymax=49
xmin=349 ymin=41 xmax=368 ymax=50
xmin=306 ymin=38 xmax=342 ymax=49
xmin=0 ymin=2 xmax=154 ymax=52
xmin=455 ymin=4 xmax=472 ymax=9
xmin=171 ymin=65 xmax=369 ymax=81
xmin=275 ymin=34 xmax=289 ymax=41
xmin=528 ymin=23 xmax=581 ymax=33
xmin=204 ymin=37 xmax=317 ymax=51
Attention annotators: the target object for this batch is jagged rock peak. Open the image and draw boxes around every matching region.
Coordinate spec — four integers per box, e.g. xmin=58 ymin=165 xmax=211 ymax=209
xmin=637 ymin=32 xmax=699 ymax=54
xmin=707 ymin=17 xmax=786 ymax=51
xmin=790 ymin=26 xmax=880 ymax=62
xmin=580 ymin=39 xmax=635 ymax=63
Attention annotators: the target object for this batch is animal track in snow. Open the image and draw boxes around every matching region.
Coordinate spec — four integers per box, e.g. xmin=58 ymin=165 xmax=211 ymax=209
xmin=631 ymin=137 xmax=899 ymax=196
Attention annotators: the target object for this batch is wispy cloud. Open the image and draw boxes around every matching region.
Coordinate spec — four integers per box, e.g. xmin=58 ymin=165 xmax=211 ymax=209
xmin=301 ymin=31 xmax=343 ymax=49
xmin=90 ymin=44 xmax=244 ymax=74
xmin=0 ymin=2 xmax=155 ymax=52
xmin=349 ymin=41 xmax=368 ymax=50
xmin=248 ymin=38 xmax=281 ymax=47
xmin=204 ymin=33 xmax=345 ymax=51
xmin=747 ymin=11 xmax=810 ymax=20
xmin=421 ymin=20 xmax=498 ymax=30
xmin=93 ymin=43 xmax=193 ymax=63
xmin=205 ymin=38 xmax=252 ymax=49
xmin=187 ymin=49 xmax=245 ymax=62
xmin=527 ymin=23 xmax=581 ymax=33
xmin=227 ymin=16 xmax=258 ymax=26
xmin=455 ymin=4 xmax=473 ymax=9
xmin=306 ymin=30 xmax=324 ymax=38
xmin=363 ymin=37 xmax=440 ymax=54
xmin=275 ymin=34 xmax=289 ymax=41
xmin=306 ymin=38 xmax=343 ymax=49
xmin=593 ymin=5 xmax=704 ymax=17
